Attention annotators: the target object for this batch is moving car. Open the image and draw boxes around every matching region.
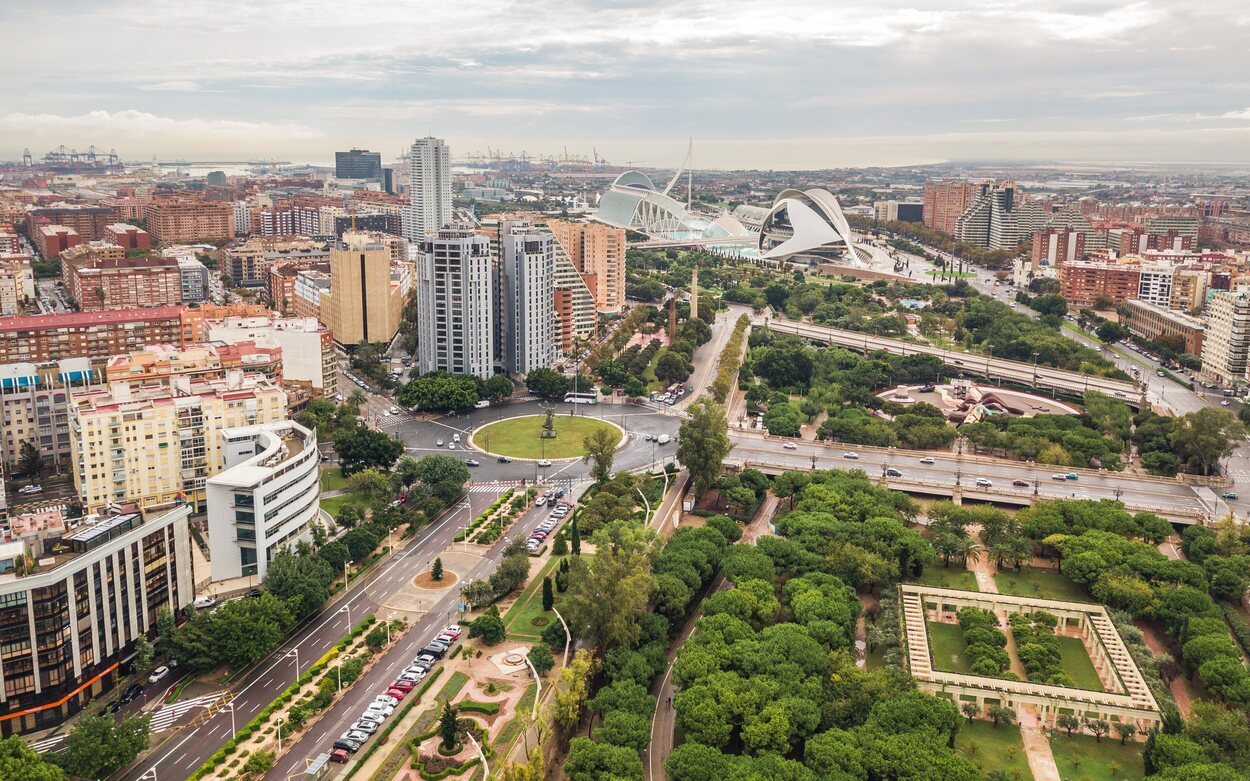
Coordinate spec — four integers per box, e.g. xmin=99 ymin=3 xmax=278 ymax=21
xmin=193 ymin=595 xmax=216 ymax=609
xmin=657 ymin=434 xmax=671 ymax=445
xmin=389 ymin=406 xmax=399 ymax=415
xmin=783 ymin=442 xmax=798 ymax=450
xmin=464 ymin=459 xmax=480 ymax=467
xmin=119 ymin=683 xmax=143 ymax=705
xmin=1065 ymin=473 xmax=1078 ymax=480
xmin=885 ymin=468 xmax=902 ymax=477
xmin=475 ymin=400 xmax=491 ymax=408
xmin=1012 ymin=479 xmax=1030 ymax=487
xmin=1224 ymin=492 xmax=1239 ymax=500
xmin=497 ymin=456 xmax=512 ymax=463
xmin=436 ymin=438 xmax=444 ymax=447
xmin=842 ymin=452 xmax=860 ymax=459
xmin=537 ymin=459 xmax=552 ymax=467
xmin=535 ymin=495 xmax=547 ymax=506
xmin=17 ymin=484 xmax=42 ymax=494
xmin=148 ymin=666 xmax=170 ymax=684
xmin=453 ymin=434 xmax=461 ymax=442
xmin=975 ymin=478 xmax=992 ymax=487
xmin=1052 ymin=473 xmax=1067 ymax=481
xmin=919 ymin=457 xmax=935 ymax=465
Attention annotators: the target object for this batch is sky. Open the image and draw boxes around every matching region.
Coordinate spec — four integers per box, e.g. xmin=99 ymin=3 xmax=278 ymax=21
xmin=3 ymin=0 xmax=1250 ymax=170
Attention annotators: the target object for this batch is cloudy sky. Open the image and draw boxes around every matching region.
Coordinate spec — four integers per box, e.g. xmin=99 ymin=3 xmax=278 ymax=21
xmin=3 ymin=0 xmax=1250 ymax=169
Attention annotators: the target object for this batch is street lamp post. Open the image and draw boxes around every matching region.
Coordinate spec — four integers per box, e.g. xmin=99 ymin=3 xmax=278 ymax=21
xmin=275 ymin=716 xmax=285 ymax=755
xmin=552 ymin=607 xmax=572 ymax=668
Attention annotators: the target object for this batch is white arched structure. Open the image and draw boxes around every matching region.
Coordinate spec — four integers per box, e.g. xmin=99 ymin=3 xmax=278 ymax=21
xmin=596 ymin=170 xmax=702 ymax=235
xmin=759 ymin=188 xmax=858 ymax=263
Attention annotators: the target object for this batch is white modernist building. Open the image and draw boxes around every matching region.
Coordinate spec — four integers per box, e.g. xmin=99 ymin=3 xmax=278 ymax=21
xmin=417 ymin=227 xmax=495 ymax=378
xmin=758 ymin=188 xmax=859 ymax=264
xmin=206 ymin=420 xmax=321 ymax=581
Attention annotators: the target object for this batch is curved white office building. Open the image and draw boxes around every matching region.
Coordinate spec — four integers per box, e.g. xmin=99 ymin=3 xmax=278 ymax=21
xmin=207 ymin=420 xmax=320 ymax=582
xmin=759 ymin=188 xmax=858 ymax=263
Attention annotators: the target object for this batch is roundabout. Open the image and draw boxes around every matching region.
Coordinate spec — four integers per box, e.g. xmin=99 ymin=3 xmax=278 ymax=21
xmin=470 ymin=414 xmax=623 ymax=460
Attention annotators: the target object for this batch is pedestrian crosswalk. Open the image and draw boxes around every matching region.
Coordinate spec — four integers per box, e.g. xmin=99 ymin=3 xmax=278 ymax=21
xmin=30 ymin=733 xmax=66 ymax=753
xmin=149 ymin=691 xmax=230 ymax=733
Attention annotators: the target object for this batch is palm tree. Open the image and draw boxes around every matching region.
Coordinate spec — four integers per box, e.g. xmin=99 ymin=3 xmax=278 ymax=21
xmin=347 ymin=389 xmax=368 ymax=409
xmin=957 ymin=537 xmax=981 ymax=567
xmin=934 ymin=534 xmax=961 ymax=568
xmin=988 ymin=540 xmax=1013 ymax=570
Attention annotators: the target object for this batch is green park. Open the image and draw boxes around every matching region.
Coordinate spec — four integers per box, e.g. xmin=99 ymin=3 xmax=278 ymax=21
xmin=471 ymin=414 xmax=621 ymax=459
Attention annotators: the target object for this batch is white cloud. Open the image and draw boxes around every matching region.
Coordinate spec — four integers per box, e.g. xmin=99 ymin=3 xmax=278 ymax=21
xmin=137 ymin=80 xmax=206 ymax=92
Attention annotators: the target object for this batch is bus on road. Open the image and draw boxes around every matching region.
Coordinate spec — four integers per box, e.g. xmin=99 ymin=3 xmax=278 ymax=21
xmin=563 ymin=392 xmax=598 ymax=405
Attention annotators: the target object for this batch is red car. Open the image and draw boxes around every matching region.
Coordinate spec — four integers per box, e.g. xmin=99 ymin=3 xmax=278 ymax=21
xmin=329 ymin=748 xmax=351 ymax=763
xmin=385 ymin=687 xmax=407 ymax=700
xmin=391 ymin=679 xmax=415 ymax=692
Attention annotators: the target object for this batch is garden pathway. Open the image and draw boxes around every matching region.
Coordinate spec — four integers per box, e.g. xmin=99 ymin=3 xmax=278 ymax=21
xmin=968 ymin=525 xmax=1061 ymax=781
xmin=1133 ymin=619 xmax=1193 ymax=717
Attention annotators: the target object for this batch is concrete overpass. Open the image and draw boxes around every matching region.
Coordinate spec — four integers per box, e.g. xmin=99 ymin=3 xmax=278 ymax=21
xmin=763 ymin=317 xmax=1142 ymax=402
xmin=727 ymin=431 xmax=1223 ymax=524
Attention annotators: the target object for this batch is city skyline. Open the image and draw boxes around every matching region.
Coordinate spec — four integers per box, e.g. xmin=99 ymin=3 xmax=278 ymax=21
xmin=3 ymin=1 xmax=1250 ymax=168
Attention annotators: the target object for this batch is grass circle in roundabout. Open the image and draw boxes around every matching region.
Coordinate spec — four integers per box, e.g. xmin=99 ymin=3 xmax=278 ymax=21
xmin=470 ymin=414 xmax=622 ymax=460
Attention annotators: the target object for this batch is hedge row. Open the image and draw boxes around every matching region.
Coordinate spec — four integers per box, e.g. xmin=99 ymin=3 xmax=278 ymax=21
xmin=1222 ymin=603 xmax=1250 ymax=658
xmin=709 ymin=314 xmax=750 ymax=403
xmin=189 ymin=614 xmax=377 ymax=780
xmin=455 ymin=700 xmax=500 ymax=715
xmin=456 ymin=489 xmax=516 ymax=542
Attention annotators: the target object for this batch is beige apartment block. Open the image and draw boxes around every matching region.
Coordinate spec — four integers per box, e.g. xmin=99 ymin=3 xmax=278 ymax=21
xmin=325 ymin=230 xmax=405 ymax=346
xmin=69 ymin=374 xmax=287 ymax=514
xmin=548 ymin=219 xmax=626 ymax=315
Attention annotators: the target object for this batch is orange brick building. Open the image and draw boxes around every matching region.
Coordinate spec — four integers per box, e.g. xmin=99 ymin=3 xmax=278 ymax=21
xmin=145 ymin=199 xmax=233 ymax=243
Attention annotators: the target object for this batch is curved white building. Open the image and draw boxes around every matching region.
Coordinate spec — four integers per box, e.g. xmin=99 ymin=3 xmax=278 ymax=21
xmin=759 ymin=188 xmax=858 ymax=263
xmin=207 ymin=420 xmax=320 ymax=581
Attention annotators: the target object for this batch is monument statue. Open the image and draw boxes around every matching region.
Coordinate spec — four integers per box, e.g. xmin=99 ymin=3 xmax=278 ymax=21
xmin=539 ymin=402 xmax=558 ymax=438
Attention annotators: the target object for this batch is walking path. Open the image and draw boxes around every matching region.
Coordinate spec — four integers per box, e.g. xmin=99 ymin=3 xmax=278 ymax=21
xmin=1134 ymin=619 xmax=1193 ymax=716
xmin=967 ymin=526 xmax=1061 ymax=781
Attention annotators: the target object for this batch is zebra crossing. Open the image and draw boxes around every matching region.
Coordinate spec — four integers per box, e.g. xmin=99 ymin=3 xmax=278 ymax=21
xmin=30 ymin=732 xmax=66 ymax=753
xmin=148 ymin=691 xmax=230 ymax=733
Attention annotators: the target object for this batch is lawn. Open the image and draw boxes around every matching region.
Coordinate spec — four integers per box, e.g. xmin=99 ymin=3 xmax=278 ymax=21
xmin=320 ymin=466 xmax=348 ymax=492
xmin=471 ymin=415 xmax=621 ymax=460
xmin=1049 ymin=732 xmax=1144 ymax=781
xmin=955 ymin=720 xmax=1032 ymax=779
xmin=319 ymin=494 xmax=351 ymax=520
xmin=1055 ymin=635 xmax=1105 ymax=692
xmin=927 ymin=621 xmax=973 ymax=674
xmin=913 ymin=566 xmax=979 ymax=592
xmin=994 ymin=566 xmax=1091 ymax=603
xmin=503 ymin=556 xmax=566 ymax=641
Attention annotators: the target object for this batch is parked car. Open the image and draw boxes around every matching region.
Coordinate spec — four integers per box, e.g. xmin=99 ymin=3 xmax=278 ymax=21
xmin=352 ymin=720 xmax=379 ymax=734
xmin=374 ymin=694 xmax=399 ymax=708
xmin=333 ymin=739 xmax=363 ymax=754
xmin=475 ymin=400 xmax=491 ymax=409
xmin=444 ymin=625 xmax=463 ymax=639
xmin=357 ymin=711 xmax=385 ymax=725
xmin=148 ymin=666 xmax=170 ymax=684
xmin=420 ymin=644 xmax=447 ymax=659
xmin=120 ymin=683 xmax=143 ymax=704
xmin=384 ymin=687 xmax=407 ymax=700
xmin=341 ymin=729 xmax=370 ymax=744
xmin=329 ymin=748 xmax=352 ymax=763
xmin=434 ymin=633 xmax=455 ymax=646
xmin=364 ymin=702 xmax=394 ymax=718
xmin=193 ymin=595 xmax=216 ymax=609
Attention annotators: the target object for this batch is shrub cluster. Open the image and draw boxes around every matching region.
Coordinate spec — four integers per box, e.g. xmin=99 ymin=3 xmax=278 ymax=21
xmin=956 ymin=608 xmax=1012 ymax=677
xmin=1008 ymin=612 xmax=1074 ymax=687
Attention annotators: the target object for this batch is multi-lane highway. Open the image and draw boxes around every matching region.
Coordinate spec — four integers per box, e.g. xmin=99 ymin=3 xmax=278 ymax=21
xmin=726 ymin=430 xmax=1225 ymax=522
xmin=762 ymin=316 xmax=1141 ymax=400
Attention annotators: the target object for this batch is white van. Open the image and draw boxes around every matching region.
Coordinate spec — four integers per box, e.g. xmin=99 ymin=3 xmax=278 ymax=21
xmin=475 ymin=400 xmax=490 ymax=409
xmin=657 ymin=434 xmax=671 ymax=445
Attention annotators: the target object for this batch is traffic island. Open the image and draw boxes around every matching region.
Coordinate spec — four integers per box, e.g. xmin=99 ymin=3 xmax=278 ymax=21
xmin=470 ymin=415 xmax=623 ymax=460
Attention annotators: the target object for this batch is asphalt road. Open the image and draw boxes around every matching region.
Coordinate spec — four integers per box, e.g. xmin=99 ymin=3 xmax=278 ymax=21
xmin=726 ymin=430 xmax=1223 ymax=519
xmin=120 ymin=486 xmax=515 ymax=781
xmin=268 ymin=499 xmax=568 ymax=778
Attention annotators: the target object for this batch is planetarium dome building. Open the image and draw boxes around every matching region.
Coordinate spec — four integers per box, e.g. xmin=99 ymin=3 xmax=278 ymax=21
xmin=758 ymin=188 xmax=859 ymax=263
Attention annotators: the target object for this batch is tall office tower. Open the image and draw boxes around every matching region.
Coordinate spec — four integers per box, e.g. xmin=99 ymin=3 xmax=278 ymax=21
xmin=548 ymin=220 xmax=626 ymax=315
xmin=335 ymin=148 xmax=383 ymax=181
xmin=417 ymin=227 xmax=493 ymax=378
xmin=499 ymin=220 xmax=557 ymax=375
xmin=922 ymin=180 xmax=976 ymax=234
xmin=326 ymin=230 xmax=399 ymax=346
xmin=403 ymin=137 xmax=452 ymax=240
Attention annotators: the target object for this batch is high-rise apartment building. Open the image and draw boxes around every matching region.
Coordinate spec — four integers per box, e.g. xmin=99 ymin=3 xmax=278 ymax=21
xmin=1201 ymin=290 xmax=1250 ymax=387
xmin=954 ymin=181 xmax=1048 ymax=249
xmin=325 ymin=231 xmax=404 ymax=346
xmin=69 ymin=374 xmax=287 ymax=514
xmin=548 ymin=220 xmax=626 ymax=315
xmin=417 ymin=227 xmax=493 ymax=377
xmin=922 ymin=180 xmax=976 ymax=235
xmin=403 ymin=137 xmax=452 ymax=240
xmin=207 ymin=420 xmax=321 ymax=581
xmin=498 ymin=220 xmax=557 ymax=375
xmin=0 ymin=506 xmax=194 ymax=736
xmin=552 ymin=243 xmax=597 ymax=353
xmin=335 ymin=149 xmax=383 ymax=181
